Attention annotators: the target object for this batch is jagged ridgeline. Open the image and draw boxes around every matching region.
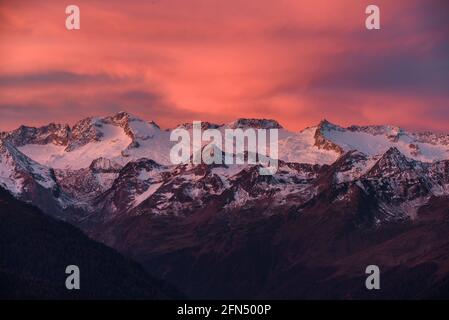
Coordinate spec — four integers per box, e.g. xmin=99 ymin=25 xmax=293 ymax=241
xmin=2 ymin=112 xmax=449 ymax=299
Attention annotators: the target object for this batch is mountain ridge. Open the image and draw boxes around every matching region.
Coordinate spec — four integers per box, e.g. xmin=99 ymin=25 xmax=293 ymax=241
xmin=2 ymin=111 xmax=449 ymax=299
xmin=2 ymin=111 xmax=449 ymax=225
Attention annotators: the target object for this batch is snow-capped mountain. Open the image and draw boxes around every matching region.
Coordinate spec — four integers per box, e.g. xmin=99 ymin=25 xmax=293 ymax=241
xmin=3 ymin=111 xmax=449 ymax=299
xmin=4 ymin=112 xmax=171 ymax=170
xmin=0 ymin=139 xmax=72 ymax=218
xmin=0 ymin=140 xmax=57 ymax=194
xmin=5 ymin=112 xmax=449 ymax=168
xmin=1 ymin=111 xmax=449 ymax=224
xmin=321 ymin=120 xmax=449 ymax=161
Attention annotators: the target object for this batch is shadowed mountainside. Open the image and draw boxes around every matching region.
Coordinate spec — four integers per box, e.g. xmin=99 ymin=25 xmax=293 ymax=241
xmin=0 ymin=187 xmax=182 ymax=299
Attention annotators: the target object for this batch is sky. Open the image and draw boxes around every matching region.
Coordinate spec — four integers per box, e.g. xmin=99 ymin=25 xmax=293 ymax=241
xmin=0 ymin=0 xmax=448 ymax=132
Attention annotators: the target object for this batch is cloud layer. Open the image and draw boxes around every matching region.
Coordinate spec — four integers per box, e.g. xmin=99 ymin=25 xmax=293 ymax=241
xmin=0 ymin=0 xmax=448 ymax=132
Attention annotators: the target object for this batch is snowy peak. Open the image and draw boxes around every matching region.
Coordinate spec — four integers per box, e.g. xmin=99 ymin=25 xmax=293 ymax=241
xmin=0 ymin=140 xmax=57 ymax=195
xmin=380 ymin=146 xmax=410 ymax=164
xmin=3 ymin=112 xmax=449 ymax=230
xmin=314 ymin=120 xmax=345 ymax=154
xmin=367 ymin=147 xmax=417 ymax=176
xmin=103 ymin=111 xmax=161 ymax=148
xmin=3 ymin=112 xmax=449 ymax=173
xmin=66 ymin=117 xmax=104 ymax=151
xmin=317 ymin=119 xmax=343 ymax=132
xmin=107 ymin=111 xmax=140 ymax=123
xmin=66 ymin=112 xmax=160 ymax=152
xmin=105 ymin=111 xmax=160 ymax=135
xmin=11 ymin=111 xmax=169 ymax=170
xmin=96 ymin=158 xmax=166 ymax=216
xmin=2 ymin=111 xmax=161 ymax=153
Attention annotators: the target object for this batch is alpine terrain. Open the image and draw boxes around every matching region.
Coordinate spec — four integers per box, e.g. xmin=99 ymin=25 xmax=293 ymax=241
xmin=2 ymin=111 xmax=449 ymax=299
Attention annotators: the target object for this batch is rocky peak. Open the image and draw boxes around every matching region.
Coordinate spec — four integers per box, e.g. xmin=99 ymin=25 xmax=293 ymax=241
xmin=0 ymin=140 xmax=58 ymax=198
xmin=109 ymin=111 xmax=135 ymax=122
xmin=317 ymin=119 xmax=343 ymax=132
xmin=366 ymin=147 xmax=419 ymax=178
xmin=314 ymin=120 xmax=344 ymax=154
xmin=104 ymin=112 xmax=159 ymax=148
xmin=89 ymin=157 xmax=122 ymax=173
xmin=379 ymin=147 xmax=410 ymax=166
xmin=119 ymin=158 xmax=163 ymax=176
xmin=5 ymin=123 xmax=70 ymax=147
xmin=65 ymin=117 xmax=103 ymax=152
xmin=228 ymin=118 xmax=283 ymax=130
xmin=177 ymin=121 xmax=221 ymax=130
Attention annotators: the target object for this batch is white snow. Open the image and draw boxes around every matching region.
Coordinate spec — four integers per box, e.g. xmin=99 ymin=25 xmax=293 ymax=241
xmin=11 ymin=115 xmax=449 ymax=177
xmin=0 ymin=142 xmax=56 ymax=194
xmin=29 ymin=163 xmax=56 ymax=189
xmin=94 ymin=172 xmax=119 ymax=189
xmin=322 ymin=126 xmax=449 ymax=163
xmin=18 ymin=124 xmax=132 ymax=170
xmin=132 ymin=182 xmax=163 ymax=208
xmin=0 ymin=147 xmax=24 ymax=194
xmin=278 ymin=127 xmax=340 ymax=165
xmin=0 ymin=172 xmax=24 ymax=195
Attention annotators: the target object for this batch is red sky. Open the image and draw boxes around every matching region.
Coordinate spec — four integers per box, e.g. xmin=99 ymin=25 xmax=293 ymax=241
xmin=0 ymin=0 xmax=448 ymax=132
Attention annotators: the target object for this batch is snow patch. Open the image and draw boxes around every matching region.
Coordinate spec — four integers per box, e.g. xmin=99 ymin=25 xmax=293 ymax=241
xmin=19 ymin=124 xmax=132 ymax=170
xmin=132 ymin=182 xmax=163 ymax=208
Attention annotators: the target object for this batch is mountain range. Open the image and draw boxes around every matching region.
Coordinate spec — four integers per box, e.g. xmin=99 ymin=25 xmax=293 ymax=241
xmin=2 ymin=111 xmax=449 ymax=299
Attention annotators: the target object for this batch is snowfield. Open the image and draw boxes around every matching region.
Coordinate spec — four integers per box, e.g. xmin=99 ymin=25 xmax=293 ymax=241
xmin=321 ymin=124 xmax=449 ymax=162
xmin=18 ymin=123 xmax=132 ymax=170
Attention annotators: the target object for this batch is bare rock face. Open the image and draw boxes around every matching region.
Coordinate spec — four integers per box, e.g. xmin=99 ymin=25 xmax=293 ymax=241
xmin=0 ymin=140 xmax=71 ymax=220
xmin=228 ymin=118 xmax=283 ymax=129
xmin=177 ymin=121 xmax=221 ymax=130
xmin=89 ymin=157 xmax=122 ymax=173
xmin=65 ymin=117 xmax=104 ymax=151
xmin=314 ymin=120 xmax=345 ymax=154
xmin=4 ymin=123 xmax=70 ymax=147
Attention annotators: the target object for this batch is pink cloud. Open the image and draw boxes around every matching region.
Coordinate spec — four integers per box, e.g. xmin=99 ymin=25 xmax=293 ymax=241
xmin=0 ymin=0 xmax=448 ymax=132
